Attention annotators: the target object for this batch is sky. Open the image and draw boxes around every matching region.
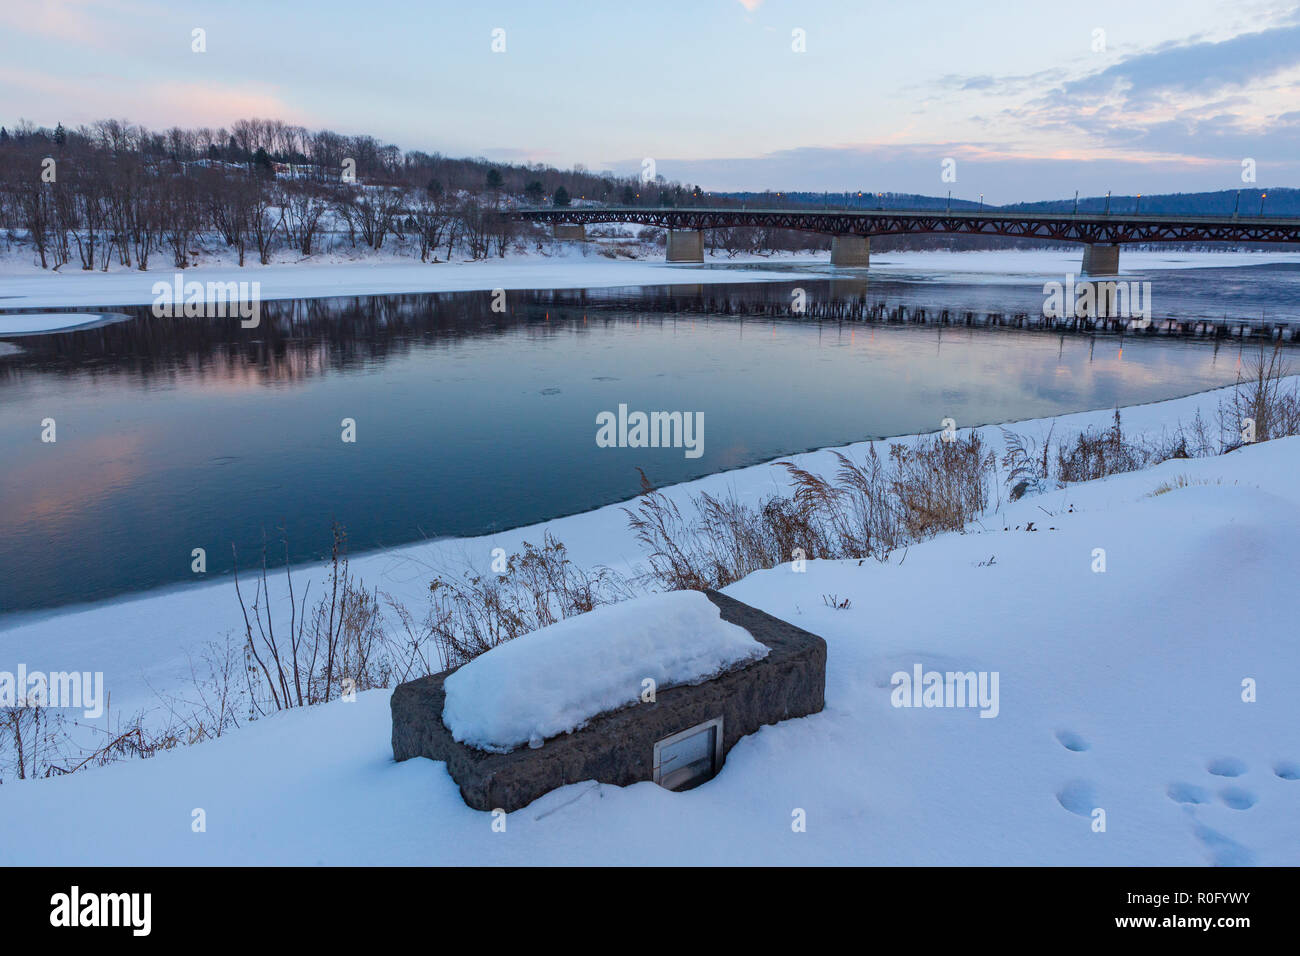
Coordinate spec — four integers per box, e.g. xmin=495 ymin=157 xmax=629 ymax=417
xmin=2 ymin=0 xmax=1299 ymax=202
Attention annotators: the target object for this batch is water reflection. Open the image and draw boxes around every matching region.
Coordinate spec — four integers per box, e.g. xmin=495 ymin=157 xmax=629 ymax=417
xmin=0 ymin=275 xmax=1282 ymax=614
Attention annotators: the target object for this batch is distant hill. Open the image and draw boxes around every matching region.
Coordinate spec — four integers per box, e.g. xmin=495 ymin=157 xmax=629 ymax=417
xmin=716 ymin=188 xmax=1300 ymax=217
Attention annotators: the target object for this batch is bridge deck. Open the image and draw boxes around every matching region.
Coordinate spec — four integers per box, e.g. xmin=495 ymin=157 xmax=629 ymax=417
xmin=515 ymin=206 xmax=1300 ymax=244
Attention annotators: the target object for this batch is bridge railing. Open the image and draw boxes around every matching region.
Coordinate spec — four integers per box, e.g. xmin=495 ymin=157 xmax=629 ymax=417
xmin=512 ymin=205 xmax=1300 ymax=226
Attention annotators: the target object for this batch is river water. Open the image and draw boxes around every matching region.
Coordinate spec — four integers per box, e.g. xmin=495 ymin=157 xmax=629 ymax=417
xmin=2 ymin=261 xmax=1294 ymax=613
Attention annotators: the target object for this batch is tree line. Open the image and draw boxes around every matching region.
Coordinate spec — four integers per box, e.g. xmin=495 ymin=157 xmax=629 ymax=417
xmin=0 ymin=117 xmax=715 ymax=270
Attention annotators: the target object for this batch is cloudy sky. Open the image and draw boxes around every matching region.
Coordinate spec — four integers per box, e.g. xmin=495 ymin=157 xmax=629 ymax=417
xmin=2 ymin=0 xmax=1298 ymax=201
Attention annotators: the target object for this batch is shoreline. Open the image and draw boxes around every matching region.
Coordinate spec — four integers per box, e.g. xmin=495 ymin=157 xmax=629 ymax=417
xmin=3 ymin=248 xmax=1300 ymax=314
xmin=1 ymin=378 xmax=1285 ymax=713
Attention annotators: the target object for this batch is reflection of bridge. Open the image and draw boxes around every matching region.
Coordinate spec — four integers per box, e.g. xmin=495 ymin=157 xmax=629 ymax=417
xmin=514 ymin=206 xmax=1300 ymax=274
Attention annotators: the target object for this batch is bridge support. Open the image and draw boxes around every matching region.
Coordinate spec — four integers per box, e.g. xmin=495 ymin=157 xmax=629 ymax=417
xmin=553 ymin=223 xmax=586 ymax=241
xmin=830 ymin=235 xmax=870 ymax=267
xmin=1081 ymin=243 xmax=1119 ymax=276
xmin=666 ymin=229 xmax=704 ymax=263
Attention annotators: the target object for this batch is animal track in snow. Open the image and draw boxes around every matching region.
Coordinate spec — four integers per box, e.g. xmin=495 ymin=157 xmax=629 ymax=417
xmin=1206 ymin=757 xmax=1247 ymax=777
xmin=1273 ymin=761 xmax=1300 ymax=781
xmin=1167 ymin=783 xmax=1210 ymax=805
xmin=1192 ymin=824 xmax=1255 ymax=867
xmin=1218 ymin=787 xmax=1258 ymax=811
xmin=1055 ymin=730 xmax=1090 ymax=752
xmin=1055 ymin=779 xmax=1097 ymax=816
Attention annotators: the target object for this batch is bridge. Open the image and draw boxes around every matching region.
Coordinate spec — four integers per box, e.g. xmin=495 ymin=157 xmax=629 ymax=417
xmin=513 ymin=206 xmax=1300 ymax=274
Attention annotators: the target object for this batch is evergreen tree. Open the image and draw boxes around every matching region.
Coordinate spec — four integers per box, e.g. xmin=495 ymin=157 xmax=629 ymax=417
xmin=254 ymin=147 xmax=275 ymax=176
xmin=524 ymin=180 xmax=545 ymax=204
xmin=54 ymin=122 xmax=66 ymax=146
xmin=485 ymin=168 xmax=504 ymax=190
xmin=552 ymin=185 xmax=571 ymax=207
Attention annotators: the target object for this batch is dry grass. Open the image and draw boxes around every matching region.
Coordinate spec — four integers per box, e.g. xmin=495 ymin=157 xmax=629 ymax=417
xmin=1003 ymin=405 xmax=1226 ymax=496
xmin=889 ymin=435 xmax=995 ymax=538
xmin=1055 ymin=410 xmax=1145 ymax=484
xmin=1222 ymin=344 xmax=1300 ymax=447
xmin=425 ymin=532 xmax=631 ymax=671
xmin=1147 ymin=475 xmax=1225 ymax=497
xmin=626 ymin=434 xmax=993 ymax=592
xmin=234 ymin=523 xmax=391 ymax=715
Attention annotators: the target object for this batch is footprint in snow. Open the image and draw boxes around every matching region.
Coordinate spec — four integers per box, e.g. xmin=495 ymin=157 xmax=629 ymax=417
xmin=1218 ymin=787 xmax=1258 ymax=811
xmin=1055 ymin=779 xmax=1097 ymax=816
xmin=1206 ymin=756 xmax=1247 ymax=777
xmin=1192 ymin=824 xmax=1255 ymax=867
xmin=1167 ymin=782 xmax=1210 ymax=805
xmin=1055 ymin=730 xmax=1090 ymax=752
xmin=1274 ymin=761 xmax=1300 ymax=781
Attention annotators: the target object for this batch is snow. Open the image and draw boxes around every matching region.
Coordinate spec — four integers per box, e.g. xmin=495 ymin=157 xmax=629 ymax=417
xmin=2 ymin=246 xmax=1297 ymax=311
xmin=867 ymin=247 xmax=1300 ymax=280
xmin=0 ymin=249 xmax=809 ymax=311
xmin=2 ymin=423 xmax=1298 ymax=864
xmin=442 ymin=590 xmax=767 ymax=752
xmin=0 ymin=311 xmax=128 ymax=336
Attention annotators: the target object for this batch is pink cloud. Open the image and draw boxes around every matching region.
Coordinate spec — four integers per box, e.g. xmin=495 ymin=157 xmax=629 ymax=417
xmin=0 ymin=64 xmax=306 ymax=131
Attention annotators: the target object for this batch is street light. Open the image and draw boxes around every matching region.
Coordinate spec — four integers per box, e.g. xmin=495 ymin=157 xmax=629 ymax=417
xmin=1259 ymin=192 xmax=1268 ymax=216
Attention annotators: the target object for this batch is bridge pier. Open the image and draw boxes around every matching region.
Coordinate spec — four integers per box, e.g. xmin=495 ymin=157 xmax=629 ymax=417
xmin=553 ymin=223 xmax=586 ymax=241
xmin=1082 ymin=243 xmax=1119 ymax=276
xmin=666 ymin=229 xmax=704 ymax=263
xmin=830 ymin=235 xmax=870 ymax=267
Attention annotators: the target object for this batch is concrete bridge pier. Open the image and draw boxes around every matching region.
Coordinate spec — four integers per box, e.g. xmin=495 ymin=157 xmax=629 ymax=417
xmin=831 ymin=235 xmax=870 ymax=267
xmin=666 ymin=229 xmax=705 ymax=263
xmin=553 ymin=223 xmax=586 ymax=240
xmin=1082 ymin=243 xmax=1119 ymax=275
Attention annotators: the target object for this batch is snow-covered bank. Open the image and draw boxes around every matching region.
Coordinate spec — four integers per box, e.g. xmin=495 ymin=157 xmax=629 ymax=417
xmin=0 ymin=311 xmax=131 ymax=336
xmin=0 ymin=252 xmax=811 ymax=312
xmin=2 ymin=419 xmax=1297 ymax=865
xmin=868 ymin=247 xmax=1300 ymax=280
xmin=2 ymin=247 xmax=1298 ymax=314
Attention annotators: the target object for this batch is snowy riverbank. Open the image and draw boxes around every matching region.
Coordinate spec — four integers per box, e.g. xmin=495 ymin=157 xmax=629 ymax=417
xmin=3 ymin=247 xmax=1300 ymax=316
xmin=1 ymin=382 xmax=1298 ymax=864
